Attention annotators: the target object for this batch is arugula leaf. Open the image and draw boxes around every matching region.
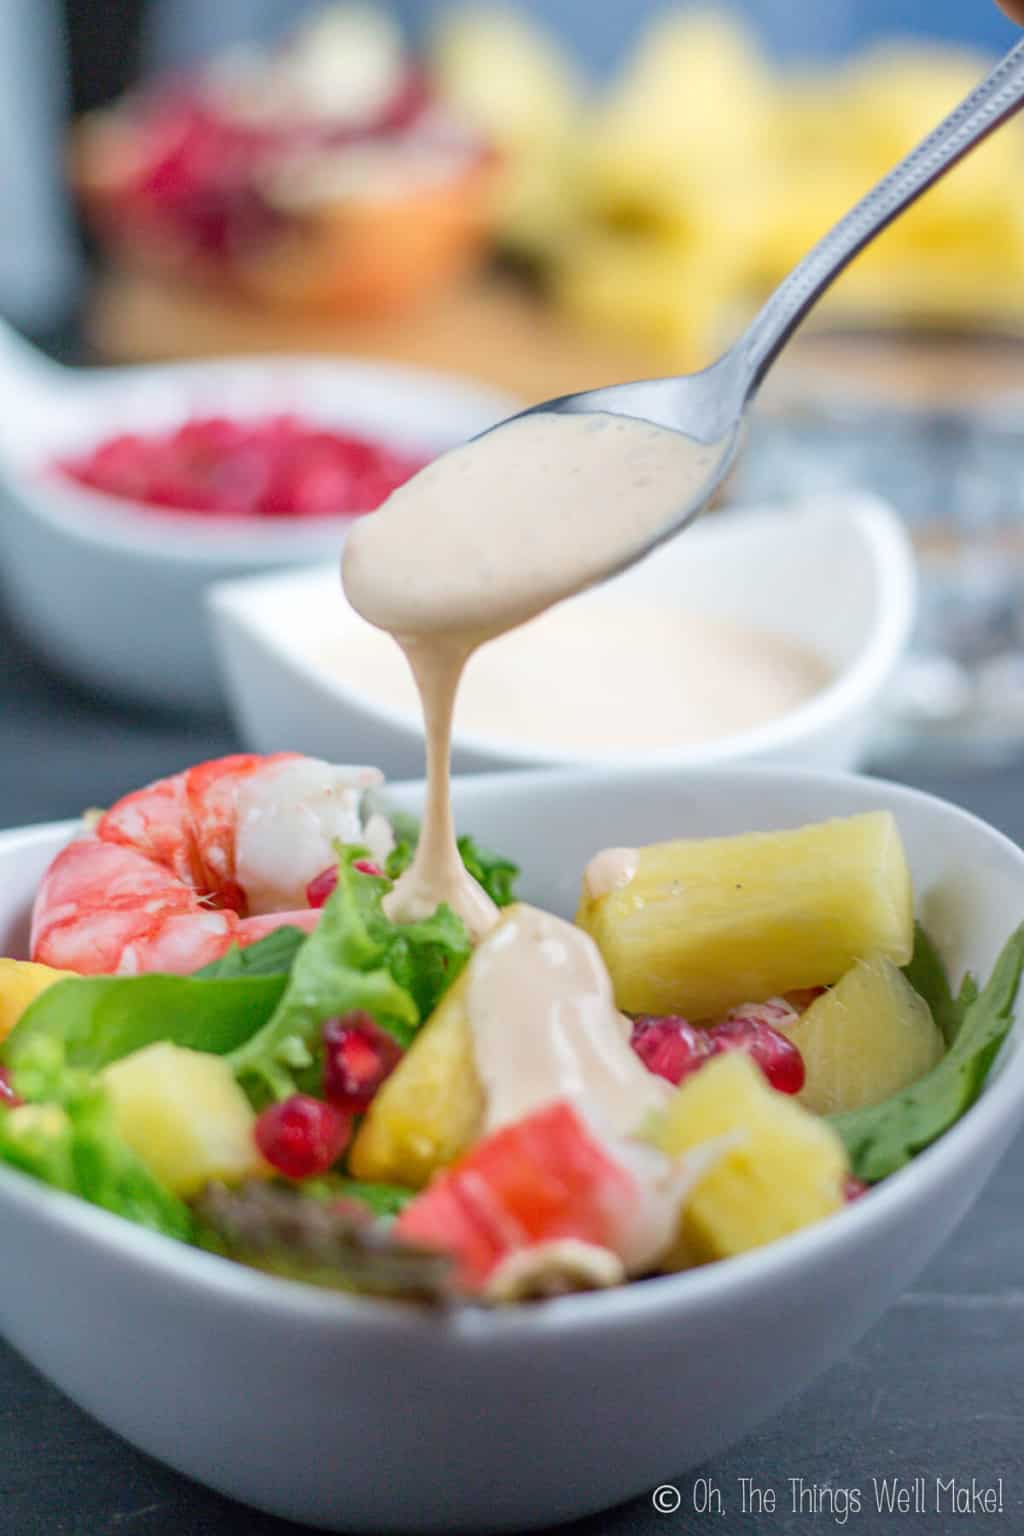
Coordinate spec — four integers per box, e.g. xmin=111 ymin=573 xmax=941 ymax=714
xmin=227 ymin=848 xmax=470 ymax=1103
xmin=834 ymin=924 xmax=1024 ymax=1183
xmin=902 ymin=923 xmax=962 ymax=1047
xmin=902 ymin=923 xmax=987 ymax=1050
xmin=5 ymin=971 xmax=290 ymax=1079
xmin=385 ymin=815 xmax=519 ymax=908
xmin=194 ymin=926 xmax=307 ymax=980
xmin=956 ymin=972 xmax=980 ymax=1020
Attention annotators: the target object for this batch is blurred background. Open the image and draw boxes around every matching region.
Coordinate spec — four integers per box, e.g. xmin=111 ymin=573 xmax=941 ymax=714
xmin=14 ymin=0 xmax=1024 ymax=354
xmin=7 ymin=0 xmax=1024 ymax=774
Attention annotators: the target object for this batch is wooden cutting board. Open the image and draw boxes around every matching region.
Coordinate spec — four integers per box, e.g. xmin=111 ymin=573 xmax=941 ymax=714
xmin=88 ymin=268 xmax=1024 ymax=410
xmin=87 ymin=271 xmax=656 ymax=404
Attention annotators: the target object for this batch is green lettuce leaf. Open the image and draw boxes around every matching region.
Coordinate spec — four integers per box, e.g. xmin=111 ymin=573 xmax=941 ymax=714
xmin=834 ymin=923 xmax=1024 ymax=1182
xmin=457 ymin=836 xmax=520 ymax=909
xmin=385 ymin=814 xmax=519 ymax=908
xmin=0 ymin=1038 xmax=192 ymax=1241
xmin=383 ymin=811 xmax=421 ymax=881
xmin=67 ymin=1085 xmax=193 ymax=1240
xmin=0 ymin=1102 xmax=76 ymax=1192
xmin=4 ymin=970 xmax=290 ymax=1079
xmin=194 ymin=926 xmax=307 ymax=980
xmin=385 ymin=901 xmax=474 ymax=1022
xmin=227 ymin=848 xmax=470 ymax=1103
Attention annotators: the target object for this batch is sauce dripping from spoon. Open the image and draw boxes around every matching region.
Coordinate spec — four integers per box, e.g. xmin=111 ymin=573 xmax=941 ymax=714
xmin=342 ymin=409 xmax=720 ymax=934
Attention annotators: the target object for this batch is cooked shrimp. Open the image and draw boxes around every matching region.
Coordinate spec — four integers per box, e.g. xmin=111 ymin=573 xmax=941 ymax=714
xmin=31 ymin=753 xmax=395 ymax=977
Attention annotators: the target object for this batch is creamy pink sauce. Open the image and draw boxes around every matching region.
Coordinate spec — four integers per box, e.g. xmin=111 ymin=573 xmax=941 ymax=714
xmin=468 ymin=905 xmax=670 ymax=1137
xmin=320 ymin=597 xmax=829 ymax=756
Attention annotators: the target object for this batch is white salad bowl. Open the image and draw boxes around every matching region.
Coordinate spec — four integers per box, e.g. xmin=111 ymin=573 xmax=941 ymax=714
xmin=0 ymin=324 xmax=516 ymax=714
xmin=208 ymin=492 xmax=915 ymax=777
xmin=0 ymin=766 xmax=1022 ymax=1532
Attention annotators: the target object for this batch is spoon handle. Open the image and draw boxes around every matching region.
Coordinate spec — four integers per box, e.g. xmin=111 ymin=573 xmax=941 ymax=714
xmin=739 ymin=37 xmax=1024 ymax=397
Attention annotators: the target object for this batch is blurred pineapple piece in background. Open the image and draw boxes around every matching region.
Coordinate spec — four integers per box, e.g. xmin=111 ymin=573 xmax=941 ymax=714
xmin=555 ymin=230 xmax=741 ymax=370
xmin=565 ymin=9 xmax=774 ymax=367
xmin=533 ymin=11 xmax=1024 ymax=360
xmin=745 ymin=76 xmax=874 ymax=294
xmin=750 ymin=45 xmax=1024 ymax=328
xmin=586 ymin=10 xmax=773 ymax=214
xmin=829 ymin=46 xmax=1024 ymax=325
xmin=844 ymin=45 xmax=1021 ymax=183
xmin=431 ymin=5 xmax=587 ymax=260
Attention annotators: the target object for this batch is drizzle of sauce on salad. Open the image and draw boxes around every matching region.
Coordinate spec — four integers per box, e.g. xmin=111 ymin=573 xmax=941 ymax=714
xmin=342 ymin=409 xmax=721 ymax=936
xmin=584 ymin=847 xmax=640 ymax=903
xmin=469 ymin=906 xmax=670 ymax=1138
xmin=463 ymin=905 xmax=709 ymax=1278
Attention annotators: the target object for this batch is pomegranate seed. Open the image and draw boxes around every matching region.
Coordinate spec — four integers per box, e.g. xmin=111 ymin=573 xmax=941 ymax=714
xmin=58 ymin=416 xmax=427 ymax=521
xmin=306 ymin=866 xmax=337 ymax=908
xmin=323 ymin=1013 xmax=403 ymax=1113
xmin=708 ymin=1014 xmax=806 ymax=1095
xmin=632 ymin=1007 xmax=806 ymax=1095
xmin=254 ymin=1094 xmax=351 ymax=1179
xmin=306 ymin=859 xmax=384 ymax=909
xmin=630 ymin=1015 xmax=713 ymax=1086
xmin=0 ymin=1066 xmax=22 ymax=1108
xmin=844 ymin=1176 xmax=869 ymax=1203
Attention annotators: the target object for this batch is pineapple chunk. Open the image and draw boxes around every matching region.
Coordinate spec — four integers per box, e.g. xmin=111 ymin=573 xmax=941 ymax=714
xmin=101 ymin=1043 xmax=266 ymax=1197
xmin=784 ymin=956 xmax=944 ymax=1117
xmin=658 ymin=1052 xmax=848 ymax=1263
xmin=577 ymin=812 xmax=913 ymax=1019
xmin=349 ymin=969 xmax=484 ymax=1188
xmin=0 ymin=959 xmax=77 ymax=1044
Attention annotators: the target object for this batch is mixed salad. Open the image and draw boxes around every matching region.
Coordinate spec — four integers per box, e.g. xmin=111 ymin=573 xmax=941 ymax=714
xmin=1 ymin=753 xmax=1020 ymax=1306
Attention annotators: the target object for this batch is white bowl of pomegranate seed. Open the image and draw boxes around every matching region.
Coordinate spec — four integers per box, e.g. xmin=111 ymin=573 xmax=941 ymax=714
xmin=208 ymin=491 xmax=915 ymax=775
xmin=0 ymin=326 xmax=517 ymax=714
xmin=0 ymin=763 xmax=1022 ymax=1532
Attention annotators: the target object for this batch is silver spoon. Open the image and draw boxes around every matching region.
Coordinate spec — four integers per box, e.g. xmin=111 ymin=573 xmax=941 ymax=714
xmin=529 ymin=37 xmax=1024 ymax=554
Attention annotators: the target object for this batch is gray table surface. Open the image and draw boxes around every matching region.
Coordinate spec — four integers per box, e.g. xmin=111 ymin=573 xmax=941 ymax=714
xmin=2 ymin=608 xmax=1023 ymax=1536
